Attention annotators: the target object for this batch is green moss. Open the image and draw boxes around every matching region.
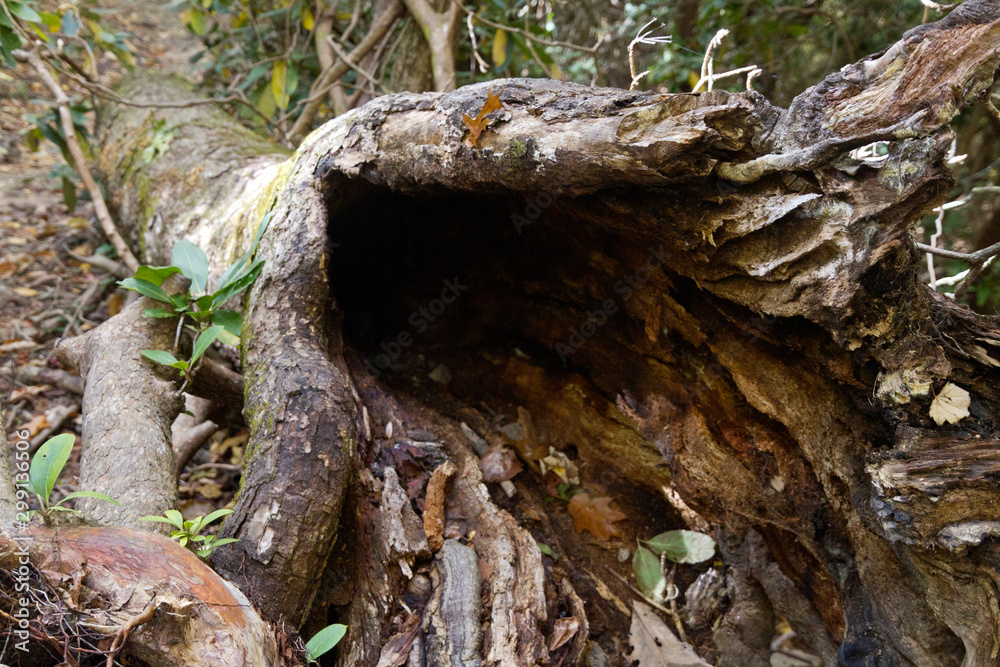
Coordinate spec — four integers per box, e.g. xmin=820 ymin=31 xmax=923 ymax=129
xmin=508 ymin=138 xmax=527 ymax=159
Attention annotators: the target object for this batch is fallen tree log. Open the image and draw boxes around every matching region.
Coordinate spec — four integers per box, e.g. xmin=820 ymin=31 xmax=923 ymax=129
xmin=4 ymin=2 xmax=1000 ymax=665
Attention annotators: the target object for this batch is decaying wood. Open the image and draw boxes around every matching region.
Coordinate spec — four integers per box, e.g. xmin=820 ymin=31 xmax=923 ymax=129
xmin=7 ymin=2 xmax=1000 ymax=665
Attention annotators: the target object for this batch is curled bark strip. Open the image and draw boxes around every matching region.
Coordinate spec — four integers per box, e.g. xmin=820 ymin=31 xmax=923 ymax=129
xmin=424 ymin=459 xmax=457 ymax=553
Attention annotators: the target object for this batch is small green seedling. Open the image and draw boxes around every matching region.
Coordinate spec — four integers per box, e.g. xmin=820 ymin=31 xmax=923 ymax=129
xmin=305 ymin=623 xmax=347 ymax=662
xmin=141 ymin=508 xmax=239 ymax=558
xmin=119 ymin=213 xmax=271 ymax=390
xmin=632 ymin=529 xmax=716 ymax=602
xmin=27 ymin=433 xmax=118 ymax=522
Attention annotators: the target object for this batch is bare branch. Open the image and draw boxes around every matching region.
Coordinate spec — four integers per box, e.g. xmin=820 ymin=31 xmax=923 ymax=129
xmin=13 ymin=47 xmax=141 ymax=272
xmin=451 ymin=0 xmax=600 ymax=54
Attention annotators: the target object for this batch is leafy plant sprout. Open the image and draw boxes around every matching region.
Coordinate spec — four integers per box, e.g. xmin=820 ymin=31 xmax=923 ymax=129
xmin=305 ymin=623 xmax=347 ymax=663
xmin=26 ymin=433 xmax=118 ymax=523
xmin=141 ymin=508 xmax=239 ymax=558
xmin=118 ymin=212 xmax=270 ymax=392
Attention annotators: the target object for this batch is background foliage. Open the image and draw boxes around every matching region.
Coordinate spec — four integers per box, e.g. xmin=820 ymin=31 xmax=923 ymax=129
xmin=3 ymin=0 xmax=1000 ymax=311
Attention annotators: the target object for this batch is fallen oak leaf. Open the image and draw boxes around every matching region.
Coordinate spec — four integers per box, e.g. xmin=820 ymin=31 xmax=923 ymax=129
xmin=462 ymin=89 xmax=504 ymax=147
xmin=568 ymin=492 xmax=627 ymax=540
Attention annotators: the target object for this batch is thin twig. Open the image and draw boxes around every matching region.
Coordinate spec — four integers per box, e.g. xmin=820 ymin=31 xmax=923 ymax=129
xmin=694 ymin=64 xmax=761 ymax=93
xmin=915 ymin=239 xmax=998 ymax=263
xmin=13 ymin=47 xmax=140 ymax=272
xmin=60 ymin=67 xmax=289 ymax=145
xmin=325 ymin=35 xmax=388 ymax=93
xmin=340 ymin=0 xmax=363 ymax=43
xmin=467 ymin=13 xmax=489 ymax=74
xmin=693 ymin=29 xmax=738 ymax=93
xmin=628 ymin=20 xmax=671 ymax=90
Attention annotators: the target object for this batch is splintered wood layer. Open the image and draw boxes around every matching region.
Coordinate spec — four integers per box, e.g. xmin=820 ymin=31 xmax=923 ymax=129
xmin=327 ymin=186 xmax=853 ymax=644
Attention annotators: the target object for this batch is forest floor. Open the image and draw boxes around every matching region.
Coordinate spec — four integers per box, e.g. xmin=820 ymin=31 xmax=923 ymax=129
xmin=0 ymin=0 xmax=242 ymax=531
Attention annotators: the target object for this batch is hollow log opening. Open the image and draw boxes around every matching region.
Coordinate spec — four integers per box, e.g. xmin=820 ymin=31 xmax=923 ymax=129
xmin=321 ymin=180 xmax=922 ymax=664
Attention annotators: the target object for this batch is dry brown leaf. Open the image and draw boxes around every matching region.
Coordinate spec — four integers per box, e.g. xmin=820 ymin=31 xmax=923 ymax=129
xmin=375 ymin=613 xmax=421 ymax=667
xmin=22 ymin=413 xmax=51 ymax=438
xmin=548 ymin=616 xmax=580 ymax=651
xmin=106 ymin=292 xmax=126 ymax=317
xmin=568 ymin=492 xmax=626 ymax=540
xmin=9 ymin=384 xmax=50 ymax=402
xmin=929 ymin=382 xmax=970 ymax=426
xmin=481 ymin=444 xmax=523 ymax=482
xmin=198 ymin=482 xmax=223 ymax=499
xmin=629 ymin=600 xmax=710 ymax=666
xmin=462 ymin=89 xmax=503 ymax=147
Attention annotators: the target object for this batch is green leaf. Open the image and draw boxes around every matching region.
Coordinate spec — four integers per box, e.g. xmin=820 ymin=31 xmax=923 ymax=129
xmin=141 ymin=349 xmax=180 ymax=366
xmin=191 ymin=325 xmax=224 ymax=363
xmin=644 ymin=530 xmax=716 ymax=564
xmin=202 ymin=508 xmax=233 ymax=526
xmin=135 ymin=265 xmax=181 ymax=286
xmin=195 ymin=293 xmax=214 ymax=312
xmin=170 ymin=360 xmax=190 ymax=371
xmin=142 ymin=515 xmax=182 ymax=526
xmin=212 ymin=259 xmax=263 ymax=308
xmin=212 ymin=309 xmax=242 ymax=339
xmin=171 ymin=239 xmax=209 ymax=295
xmin=305 ymin=624 xmax=347 ymax=661
xmin=0 ymin=24 xmax=21 ymax=67
xmin=210 ymin=537 xmax=239 ymax=547
xmin=28 ymin=433 xmax=75 ymax=503
xmin=164 ymin=509 xmax=185 ymax=530
xmin=143 ymin=308 xmax=177 ymax=319
xmin=632 ymin=545 xmax=665 ymax=599
xmin=48 ymin=505 xmax=82 ymax=515
xmin=54 ymin=490 xmax=119 ymax=507
xmin=60 ymin=10 xmax=79 ymax=36
xmin=178 ymin=536 xmax=188 ymax=548
xmin=61 ymin=176 xmax=77 ymax=212
xmin=215 ymin=212 xmax=271 ymax=294
xmin=7 ymin=2 xmax=43 ymax=23
xmin=118 ymin=277 xmax=175 ymax=304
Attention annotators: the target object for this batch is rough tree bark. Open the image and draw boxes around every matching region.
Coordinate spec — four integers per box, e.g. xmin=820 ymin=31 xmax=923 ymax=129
xmin=5 ymin=3 xmax=1000 ymax=666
